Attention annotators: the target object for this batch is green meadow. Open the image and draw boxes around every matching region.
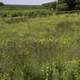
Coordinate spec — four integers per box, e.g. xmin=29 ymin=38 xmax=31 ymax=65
xmin=0 ymin=9 xmax=80 ymax=79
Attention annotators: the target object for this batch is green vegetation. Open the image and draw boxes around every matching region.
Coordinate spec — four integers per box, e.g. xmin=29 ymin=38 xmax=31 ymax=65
xmin=42 ymin=0 xmax=80 ymax=11
xmin=57 ymin=0 xmax=80 ymax=10
xmin=0 ymin=0 xmax=80 ymax=79
xmin=42 ymin=1 xmax=57 ymax=10
xmin=0 ymin=2 xmax=4 ymax=6
xmin=0 ymin=11 xmax=80 ymax=79
xmin=0 ymin=9 xmax=53 ymax=18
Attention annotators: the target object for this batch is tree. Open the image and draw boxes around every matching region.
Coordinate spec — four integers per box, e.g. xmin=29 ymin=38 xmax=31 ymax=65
xmin=0 ymin=2 xmax=4 ymax=6
xmin=66 ymin=0 xmax=76 ymax=10
xmin=58 ymin=0 xmax=76 ymax=10
xmin=75 ymin=0 xmax=80 ymax=9
xmin=57 ymin=0 xmax=67 ymax=11
xmin=42 ymin=1 xmax=57 ymax=10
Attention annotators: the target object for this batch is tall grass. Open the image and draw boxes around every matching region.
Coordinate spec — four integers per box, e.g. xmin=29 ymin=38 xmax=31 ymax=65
xmin=0 ymin=13 xmax=80 ymax=80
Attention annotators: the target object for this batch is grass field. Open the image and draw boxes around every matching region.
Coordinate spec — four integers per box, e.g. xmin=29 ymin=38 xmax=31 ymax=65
xmin=0 ymin=11 xmax=80 ymax=80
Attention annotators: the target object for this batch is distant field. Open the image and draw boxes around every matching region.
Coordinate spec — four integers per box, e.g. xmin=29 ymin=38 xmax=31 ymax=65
xmin=0 ymin=10 xmax=80 ymax=80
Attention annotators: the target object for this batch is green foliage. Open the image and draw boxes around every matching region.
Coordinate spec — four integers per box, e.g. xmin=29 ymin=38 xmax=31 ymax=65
xmin=42 ymin=1 xmax=57 ymax=10
xmin=0 ymin=12 xmax=80 ymax=80
xmin=0 ymin=2 xmax=4 ymax=6
xmin=57 ymin=0 xmax=80 ymax=10
xmin=67 ymin=0 xmax=76 ymax=10
xmin=0 ymin=9 xmax=53 ymax=18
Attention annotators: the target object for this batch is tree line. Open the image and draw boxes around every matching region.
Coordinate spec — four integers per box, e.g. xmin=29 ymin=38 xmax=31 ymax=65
xmin=1 ymin=0 xmax=80 ymax=11
xmin=42 ymin=0 xmax=80 ymax=11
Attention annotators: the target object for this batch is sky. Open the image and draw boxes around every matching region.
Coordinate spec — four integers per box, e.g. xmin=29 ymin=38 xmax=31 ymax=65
xmin=0 ymin=0 xmax=55 ymax=5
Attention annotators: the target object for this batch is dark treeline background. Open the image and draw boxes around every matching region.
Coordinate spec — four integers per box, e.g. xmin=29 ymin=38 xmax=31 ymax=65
xmin=42 ymin=0 xmax=80 ymax=11
xmin=0 ymin=0 xmax=80 ymax=11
